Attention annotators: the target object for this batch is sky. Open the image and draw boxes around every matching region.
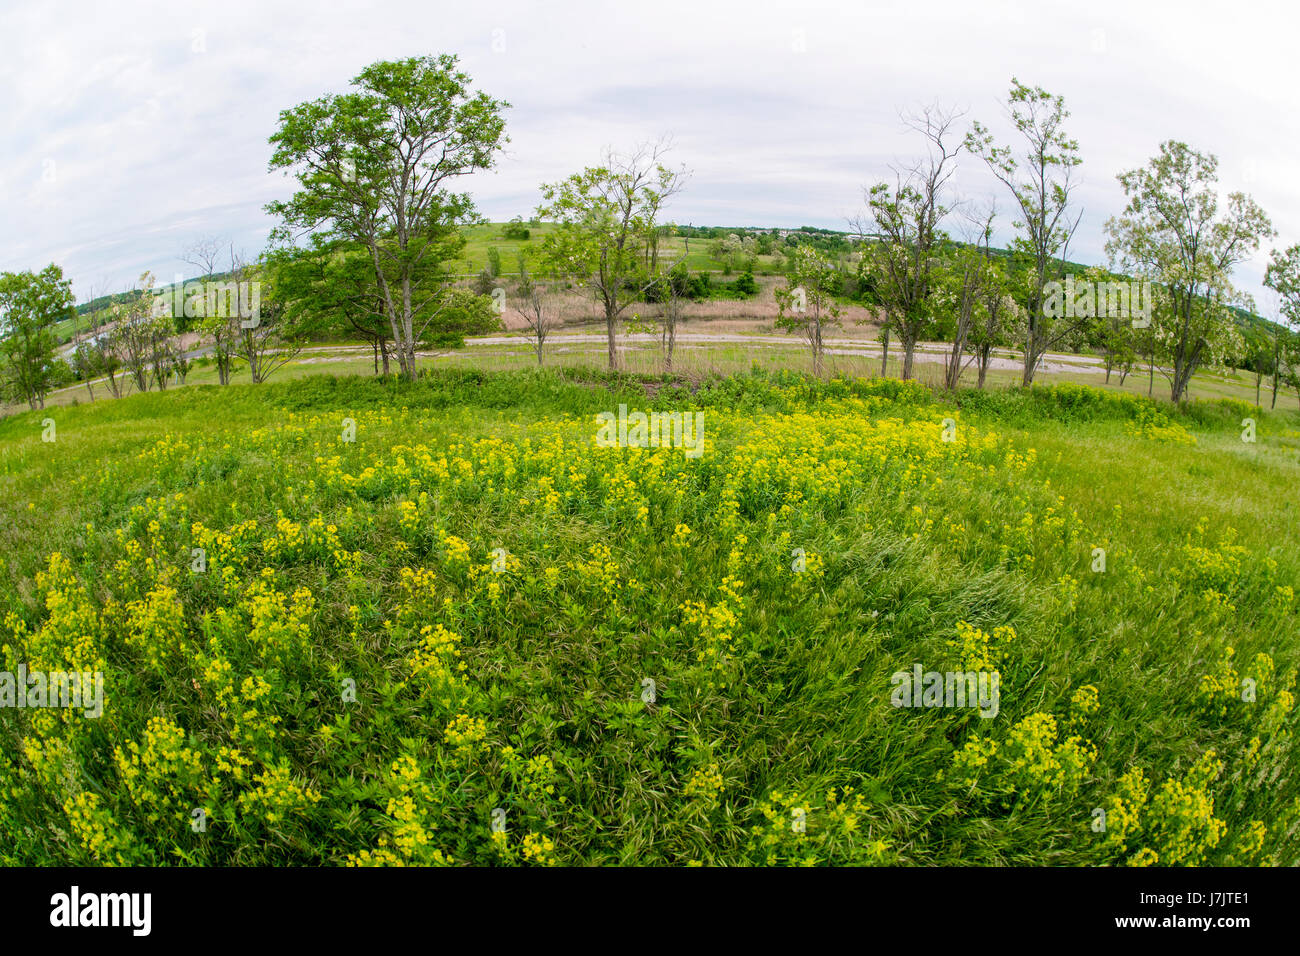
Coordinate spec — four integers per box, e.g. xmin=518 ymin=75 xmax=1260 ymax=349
xmin=3 ymin=0 xmax=1298 ymax=313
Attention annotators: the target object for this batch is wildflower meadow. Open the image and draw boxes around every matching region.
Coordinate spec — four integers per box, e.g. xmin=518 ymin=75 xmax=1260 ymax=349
xmin=0 ymin=369 xmax=1294 ymax=867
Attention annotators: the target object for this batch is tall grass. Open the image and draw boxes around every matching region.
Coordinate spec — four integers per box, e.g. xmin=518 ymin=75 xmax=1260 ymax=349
xmin=0 ymin=368 xmax=1295 ymax=865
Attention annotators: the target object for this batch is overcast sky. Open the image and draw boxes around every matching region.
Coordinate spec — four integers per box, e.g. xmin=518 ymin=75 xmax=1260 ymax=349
xmin=2 ymin=0 xmax=1297 ymax=311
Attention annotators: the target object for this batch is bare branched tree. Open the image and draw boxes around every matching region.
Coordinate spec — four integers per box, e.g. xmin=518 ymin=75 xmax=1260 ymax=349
xmin=514 ymin=252 xmax=554 ymax=365
xmin=853 ymin=102 xmax=965 ymax=380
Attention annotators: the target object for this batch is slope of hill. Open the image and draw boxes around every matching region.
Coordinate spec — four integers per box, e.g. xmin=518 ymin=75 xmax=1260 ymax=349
xmin=1 ymin=369 xmax=1295 ymax=865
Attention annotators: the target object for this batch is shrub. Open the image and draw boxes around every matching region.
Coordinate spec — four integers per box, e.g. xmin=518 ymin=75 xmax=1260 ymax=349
xmin=502 ymin=218 xmax=530 ymax=241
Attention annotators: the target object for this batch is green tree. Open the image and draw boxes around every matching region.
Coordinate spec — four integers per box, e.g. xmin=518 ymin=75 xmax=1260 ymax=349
xmin=0 ymin=264 xmax=76 ymax=409
xmin=70 ymin=339 xmax=104 ymax=401
xmin=1239 ymin=320 xmax=1275 ymax=407
xmin=417 ymin=287 xmax=500 ymax=348
xmin=854 ymin=104 xmax=963 ymax=380
xmin=775 ymin=245 xmax=843 ymax=377
xmin=967 ymin=79 xmax=1084 ymax=385
xmin=277 ymin=238 xmax=395 ymax=374
xmin=266 ymin=54 xmax=509 ymax=380
xmin=110 ymin=272 xmax=168 ymax=395
xmin=1264 ymin=245 xmax=1300 ymax=409
xmin=536 ymin=141 xmax=684 ymax=369
xmin=932 ymin=209 xmax=1004 ymax=390
xmin=1106 ymin=142 xmax=1273 ymax=403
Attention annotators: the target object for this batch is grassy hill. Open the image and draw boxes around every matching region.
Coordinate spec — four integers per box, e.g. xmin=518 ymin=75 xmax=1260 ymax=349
xmin=1 ymin=368 xmax=1296 ymax=865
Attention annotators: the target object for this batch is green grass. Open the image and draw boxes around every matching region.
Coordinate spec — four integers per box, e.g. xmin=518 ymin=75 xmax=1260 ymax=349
xmin=455 ymin=221 xmax=782 ymax=277
xmin=36 ymin=327 xmax=1290 ymax=415
xmin=1 ymin=368 xmax=1297 ymax=865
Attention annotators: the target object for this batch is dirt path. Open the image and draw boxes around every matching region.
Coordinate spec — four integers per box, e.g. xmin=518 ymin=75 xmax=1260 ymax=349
xmin=466 ymin=332 xmax=1111 ymax=375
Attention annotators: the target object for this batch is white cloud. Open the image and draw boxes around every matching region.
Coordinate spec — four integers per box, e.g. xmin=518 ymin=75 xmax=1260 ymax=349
xmin=1 ymin=0 xmax=1296 ymax=308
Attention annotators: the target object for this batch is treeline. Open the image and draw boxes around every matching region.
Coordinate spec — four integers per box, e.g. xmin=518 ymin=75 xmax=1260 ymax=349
xmin=5 ymin=57 xmax=1300 ymax=409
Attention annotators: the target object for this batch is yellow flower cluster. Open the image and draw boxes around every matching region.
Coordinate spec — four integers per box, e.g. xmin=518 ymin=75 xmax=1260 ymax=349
xmin=948 ymin=620 xmax=1015 ymax=673
xmin=680 ymin=575 xmax=746 ymax=688
xmin=951 ymin=711 xmax=1095 ymax=801
xmin=237 ymin=762 xmax=322 ymax=826
xmin=683 ymin=763 xmax=725 ymax=809
xmin=521 ymin=831 xmax=557 ymax=865
xmin=113 ymin=717 xmax=206 ymax=826
xmin=346 ymin=756 xmax=452 ymax=867
xmin=444 ymin=714 xmax=489 ymax=752
xmin=1138 ymin=751 xmax=1227 ymax=866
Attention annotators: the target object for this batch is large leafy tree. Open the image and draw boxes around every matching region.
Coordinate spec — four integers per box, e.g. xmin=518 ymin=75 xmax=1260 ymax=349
xmin=536 ymin=141 xmax=684 ymax=369
xmin=1106 ymin=142 xmax=1273 ymax=403
xmin=967 ymin=79 xmax=1083 ymax=385
xmin=0 ymin=264 xmax=75 ymax=410
xmin=266 ymin=54 xmax=508 ymax=380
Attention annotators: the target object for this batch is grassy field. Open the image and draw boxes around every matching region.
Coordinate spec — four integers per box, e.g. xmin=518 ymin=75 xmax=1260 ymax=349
xmin=455 ymin=222 xmax=781 ymax=277
xmin=34 ymin=324 xmax=1291 ymax=415
xmin=0 ymin=366 xmax=1297 ymax=865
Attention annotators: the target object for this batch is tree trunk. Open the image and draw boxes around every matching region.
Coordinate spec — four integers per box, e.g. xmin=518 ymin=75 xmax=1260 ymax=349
xmin=663 ymin=318 xmax=675 ymax=374
xmin=879 ymin=327 xmax=890 ymax=377
xmin=1021 ymin=324 xmax=1036 ymax=386
xmin=944 ymin=338 xmax=963 ymax=391
xmin=812 ymin=319 xmax=824 ymax=377
xmin=606 ymin=304 xmax=618 ymax=369
xmin=401 ymin=275 xmax=417 ymax=381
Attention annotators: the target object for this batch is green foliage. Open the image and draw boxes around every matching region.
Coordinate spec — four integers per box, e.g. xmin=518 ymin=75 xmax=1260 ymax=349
xmin=266 ymin=53 xmax=509 ymax=379
xmin=418 ymin=288 xmax=502 ymax=349
xmin=0 ymin=370 xmax=1295 ymax=866
xmin=502 ymin=218 xmax=531 ymax=241
xmin=731 ymin=271 xmax=758 ymax=296
xmin=687 ymin=271 xmax=712 ymax=300
xmin=1107 ymin=141 xmax=1273 ymax=402
xmin=535 ymin=143 xmax=683 ymax=366
xmin=0 ymin=264 xmax=76 ymax=410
